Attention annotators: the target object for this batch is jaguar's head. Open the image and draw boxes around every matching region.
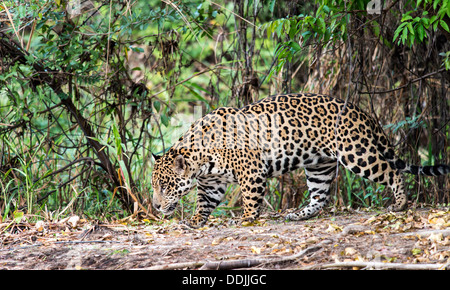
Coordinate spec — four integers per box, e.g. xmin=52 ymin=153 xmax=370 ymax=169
xmin=151 ymin=152 xmax=194 ymax=216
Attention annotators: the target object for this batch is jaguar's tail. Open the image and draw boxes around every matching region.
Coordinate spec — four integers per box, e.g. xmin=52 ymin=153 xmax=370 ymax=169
xmin=402 ymin=163 xmax=450 ymax=176
xmin=380 ymin=151 xmax=450 ymax=176
xmin=384 ymin=155 xmax=450 ymax=176
xmin=372 ymin=120 xmax=450 ymax=177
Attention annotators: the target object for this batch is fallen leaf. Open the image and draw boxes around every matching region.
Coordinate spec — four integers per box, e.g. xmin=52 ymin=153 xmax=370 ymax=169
xmin=411 ymin=248 xmax=422 ymax=256
xmin=68 ymin=215 xmax=79 ymax=228
xmin=13 ymin=210 xmax=24 ymax=223
xmin=241 ymin=221 xmax=253 ymax=227
xmin=305 ymin=237 xmax=319 ymax=244
xmin=251 ymin=246 xmax=262 ymax=254
xmin=365 ymin=216 xmax=378 ymax=224
xmin=35 ymin=220 xmax=45 ymax=232
xmin=428 ymin=233 xmax=443 ymax=243
xmin=266 ymin=242 xmax=278 ymax=248
xmin=325 ymin=223 xmax=342 ymax=233
xmin=428 ymin=211 xmax=450 ymax=228
xmin=345 ymin=247 xmax=358 ymax=256
xmin=168 ymin=230 xmax=182 ymax=237
xmin=58 ymin=216 xmax=70 ymax=224
xmin=101 ymin=233 xmax=112 ymax=240
xmin=225 ymin=236 xmax=234 ymax=242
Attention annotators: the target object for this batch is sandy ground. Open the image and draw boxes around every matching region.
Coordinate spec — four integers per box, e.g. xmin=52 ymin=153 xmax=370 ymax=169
xmin=1 ymin=207 xmax=450 ymax=270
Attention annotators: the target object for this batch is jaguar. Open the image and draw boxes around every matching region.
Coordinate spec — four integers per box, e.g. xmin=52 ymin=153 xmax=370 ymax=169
xmin=151 ymin=93 xmax=449 ymax=228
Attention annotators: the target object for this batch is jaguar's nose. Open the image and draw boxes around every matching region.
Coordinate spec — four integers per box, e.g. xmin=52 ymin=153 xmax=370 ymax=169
xmin=153 ymin=199 xmax=161 ymax=211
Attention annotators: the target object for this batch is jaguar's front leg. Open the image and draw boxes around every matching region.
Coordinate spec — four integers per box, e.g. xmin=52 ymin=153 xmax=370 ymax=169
xmin=185 ymin=180 xmax=227 ymax=228
xmin=240 ymin=177 xmax=267 ymax=223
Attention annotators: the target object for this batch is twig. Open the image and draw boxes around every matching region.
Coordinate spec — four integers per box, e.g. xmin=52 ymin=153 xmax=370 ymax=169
xmin=16 ymin=157 xmax=95 ymax=211
xmin=0 ymin=240 xmax=120 ymax=252
xmin=141 ymin=261 xmax=205 ymax=270
xmin=141 ymin=239 xmax=330 ymax=270
xmin=210 ymin=1 xmax=257 ymax=28
xmin=53 ymin=240 xmax=121 ymax=245
xmin=200 ymin=259 xmax=263 ymax=270
xmin=256 ymin=239 xmax=331 ymax=268
xmin=1 ymin=2 xmax=22 ymax=47
xmin=393 ymin=229 xmax=450 ymax=238
xmin=312 ymin=261 xmax=448 ymax=270
xmin=358 ymin=68 xmax=446 ymax=95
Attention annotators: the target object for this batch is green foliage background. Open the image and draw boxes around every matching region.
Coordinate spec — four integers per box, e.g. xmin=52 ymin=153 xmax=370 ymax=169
xmin=0 ymin=0 xmax=449 ymax=222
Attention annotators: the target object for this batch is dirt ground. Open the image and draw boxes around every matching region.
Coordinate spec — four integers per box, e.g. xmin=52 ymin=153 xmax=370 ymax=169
xmin=1 ymin=207 xmax=450 ymax=270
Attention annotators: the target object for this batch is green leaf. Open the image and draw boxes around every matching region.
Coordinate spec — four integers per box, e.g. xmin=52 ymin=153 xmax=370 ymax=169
xmin=268 ymin=0 xmax=276 ymax=14
xmin=112 ymin=121 xmax=121 ymax=156
xmin=13 ymin=210 xmax=24 ymax=223
xmin=417 ymin=24 xmax=425 ymax=42
xmin=393 ymin=28 xmax=402 ymax=42
xmin=153 ymin=100 xmax=161 ymax=112
xmin=412 ymin=248 xmax=422 ymax=255
xmin=275 ymin=19 xmax=284 ymax=37
xmin=187 ymin=82 xmax=211 ymax=95
xmin=433 ymin=0 xmax=440 ymax=11
xmin=407 ymin=22 xmax=415 ymax=35
xmin=130 ymin=46 xmax=144 ymax=53
xmin=393 ymin=22 xmax=407 ymax=40
xmin=421 ymin=17 xmax=430 ymax=28
xmin=317 ymin=17 xmax=326 ymax=33
xmin=160 ymin=114 xmax=169 ymax=127
xmin=288 ymin=19 xmax=299 ymax=38
xmin=440 ymin=19 xmax=450 ymax=32
xmin=288 ymin=40 xmax=301 ymax=52
xmin=401 ymin=27 xmax=409 ymax=45
xmin=183 ymin=84 xmax=208 ymax=103
xmin=430 ymin=15 xmax=438 ymax=24
xmin=401 ymin=15 xmax=413 ymax=22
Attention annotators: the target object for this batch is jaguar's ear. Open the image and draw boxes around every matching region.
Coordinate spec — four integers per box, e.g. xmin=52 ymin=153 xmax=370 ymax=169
xmin=152 ymin=153 xmax=162 ymax=161
xmin=173 ymin=155 xmax=186 ymax=175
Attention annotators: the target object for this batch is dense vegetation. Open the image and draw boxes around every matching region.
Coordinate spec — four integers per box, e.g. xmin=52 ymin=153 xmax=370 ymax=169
xmin=0 ymin=0 xmax=449 ymax=223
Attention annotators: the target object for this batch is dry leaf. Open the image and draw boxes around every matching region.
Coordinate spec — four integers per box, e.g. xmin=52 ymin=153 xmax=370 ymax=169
xmin=305 ymin=237 xmax=319 ymax=244
xmin=345 ymin=247 xmax=357 ymax=256
xmin=101 ymin=233 xmax=112 ymax=240
xmin=68 ymin=215 xmax=80 ymax=228
xmin=428 ymin=233 xmax=444 ymax=243
xmin=211 ymin=238 xmax=221 ymax=246
xmin=241 ymin=221 xmax=253 ymax=227
xmin=58 ymin=216 xmax=70 ymax=224
xmin=411 ymin=248 xmax=422 ymax=256
xmin=325 ymin=223 xmax=342 ymax=233
xmin=266 ymin=242 xmax=278 ymax=248
xmin=168 ymin=230 xmax=183 ymax=237
xmin=251 ymin=246 xmax=262 ymax=254
xmin=35 ymin=220 xmax=45 ymax=232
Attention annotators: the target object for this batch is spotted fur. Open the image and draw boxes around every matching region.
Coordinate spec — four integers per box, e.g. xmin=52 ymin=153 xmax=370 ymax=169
xmin=151 ymin=93 xmax=450 ymax=228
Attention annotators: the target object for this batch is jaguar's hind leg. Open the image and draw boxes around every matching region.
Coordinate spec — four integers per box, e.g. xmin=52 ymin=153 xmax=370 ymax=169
xmin=286 ymin=161 xmax=337 ymax=221
xmin=338 ymin=147 xmax=407 ymax=212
